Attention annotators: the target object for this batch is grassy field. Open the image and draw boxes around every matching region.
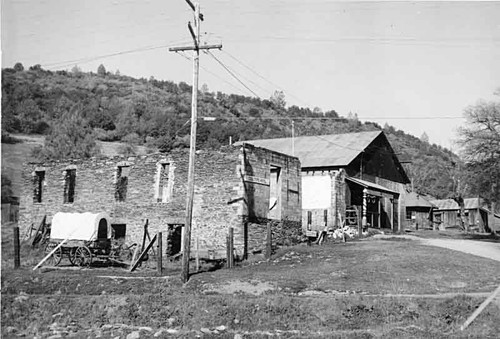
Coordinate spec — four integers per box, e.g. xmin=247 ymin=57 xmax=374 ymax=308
xmin=2 ymin=223 xmax=500 ymax=338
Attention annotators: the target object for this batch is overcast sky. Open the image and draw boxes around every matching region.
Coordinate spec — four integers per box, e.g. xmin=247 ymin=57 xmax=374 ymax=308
xmin=2 ymin=1 xmax=500 ymax=151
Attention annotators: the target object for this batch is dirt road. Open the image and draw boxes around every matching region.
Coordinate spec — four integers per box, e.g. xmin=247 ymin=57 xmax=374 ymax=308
xmin=373 ymin=234 xmax=500 ymax=262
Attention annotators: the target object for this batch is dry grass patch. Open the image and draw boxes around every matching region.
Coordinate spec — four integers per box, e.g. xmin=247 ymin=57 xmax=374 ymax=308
xmin=3 ymin=233 xmax=500 ymax=338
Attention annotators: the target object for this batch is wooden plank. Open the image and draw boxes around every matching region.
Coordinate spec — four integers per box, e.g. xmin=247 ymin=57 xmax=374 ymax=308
xmin=130 ymin=234 xmax=157 ymax=272
xmin=461 ymin=284 xmax=500 ymax=331
xmin=129 ymin=245 xmax=140 ymax=270
xmin=33 ymin=238 xmax=69 ymax=270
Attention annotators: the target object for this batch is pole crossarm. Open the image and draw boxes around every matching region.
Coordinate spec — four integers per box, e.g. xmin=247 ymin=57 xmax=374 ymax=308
xmin=169 ymin=44 xmax=222 ymax=52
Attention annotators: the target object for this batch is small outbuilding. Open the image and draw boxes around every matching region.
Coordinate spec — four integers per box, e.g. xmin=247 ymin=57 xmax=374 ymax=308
xmin=404 ymin=192 xmax=435 ymax=230
xmin=431 ymin=197 xmax=496 ymax=232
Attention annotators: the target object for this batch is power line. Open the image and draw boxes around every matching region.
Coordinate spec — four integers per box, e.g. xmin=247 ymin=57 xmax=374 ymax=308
xmin=42 ymin=40 xmax=192 ymax=69
xmin=208 ymin=52 xmax=272 ymax=97
xmin=206 ymin=50 xmax=261 ymax=98
xmin=221 ymin=49 xmax=314 ymax=108
xmin=174 ymin=51 xmax=247 ymax=95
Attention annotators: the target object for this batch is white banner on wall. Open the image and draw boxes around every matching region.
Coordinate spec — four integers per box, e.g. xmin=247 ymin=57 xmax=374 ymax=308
xmin=302 ymin=175 xmax=331 ymax=209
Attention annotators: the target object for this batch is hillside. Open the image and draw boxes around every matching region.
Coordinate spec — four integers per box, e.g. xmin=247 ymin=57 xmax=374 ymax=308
xmin=2 ymin=65 xmax=461 ymax=199
xmin=1 ymin=135 xmax=149 ymax=197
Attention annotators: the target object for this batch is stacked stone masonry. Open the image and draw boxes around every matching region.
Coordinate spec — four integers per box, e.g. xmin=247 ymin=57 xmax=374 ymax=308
xmin=20 ymin=145 xmax=302 ymax=259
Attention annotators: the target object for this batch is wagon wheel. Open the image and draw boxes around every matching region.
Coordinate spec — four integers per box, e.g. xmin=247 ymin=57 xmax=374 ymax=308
xmin=73 ymin=246 xmax=92 ymax=267
xmin=68 ymin=248 xmax=77 ymax=266
xmin=45 ymin=243 xmax=62 ymax=266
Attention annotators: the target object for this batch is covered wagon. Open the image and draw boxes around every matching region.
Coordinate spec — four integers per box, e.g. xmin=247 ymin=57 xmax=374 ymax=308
xmin=45 ymin=212 xmax=133 ymax=267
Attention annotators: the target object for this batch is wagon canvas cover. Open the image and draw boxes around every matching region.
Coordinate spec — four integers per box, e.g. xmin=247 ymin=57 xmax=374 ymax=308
xmin=50 ymin=212 xmax=111 ymax=241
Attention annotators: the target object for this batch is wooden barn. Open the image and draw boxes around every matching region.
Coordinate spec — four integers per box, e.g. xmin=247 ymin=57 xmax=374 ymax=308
xmin=238 ymin=131 xmax=411 ymax=235
xmin=431 ymin=197 xmax=496 ymax=232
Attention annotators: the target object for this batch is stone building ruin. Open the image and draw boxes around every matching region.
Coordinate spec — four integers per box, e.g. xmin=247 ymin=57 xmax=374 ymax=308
xmin=20 ymin=144 xmax=302 ymax=259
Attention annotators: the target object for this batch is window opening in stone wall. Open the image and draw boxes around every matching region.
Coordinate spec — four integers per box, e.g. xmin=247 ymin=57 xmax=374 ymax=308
xmin=269 ymin=165 xmax=282 ymax=219
xmin=111 ymin=224 xmax=126 ymax=241
xmin=307 ymin=211 xmax=312 ymax=230
xmin=115 ymin=166 xmax=130 ymax=202
xmin=324 ymin=209 xmax=328 ymax=226
xmin=157 ymin=163 xmax=171 ymax=203
xmin=33 ymin=171 xmax=45 ymax=203
xmin=63 ymin=169 xmax=76 ymax=203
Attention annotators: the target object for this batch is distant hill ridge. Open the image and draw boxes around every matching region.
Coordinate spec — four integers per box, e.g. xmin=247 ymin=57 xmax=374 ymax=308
xmin=1 ymin=65 xmax=459 ymax=198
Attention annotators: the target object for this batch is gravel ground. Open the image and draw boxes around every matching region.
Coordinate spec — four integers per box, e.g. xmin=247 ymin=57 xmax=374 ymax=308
xmin=373 ymin=234 xmax=500 ymax=262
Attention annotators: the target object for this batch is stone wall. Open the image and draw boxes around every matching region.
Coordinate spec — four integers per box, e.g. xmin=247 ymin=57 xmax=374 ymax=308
xmin=237 ymin=143 xmax=302 ymax=256
xmin=20 ymin=145 xmax=302 ymax=258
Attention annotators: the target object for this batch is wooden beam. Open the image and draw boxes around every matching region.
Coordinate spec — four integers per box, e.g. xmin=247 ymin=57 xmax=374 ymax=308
xmin=33 ymin=239 xmax=68 ymax=270
xmin=130 ymin=234 xmax=157 ymax=272
xmin=461 ymin=284 xmax=500 ymax=330
xmin=169 ymin=44 xmax=222 ymax=52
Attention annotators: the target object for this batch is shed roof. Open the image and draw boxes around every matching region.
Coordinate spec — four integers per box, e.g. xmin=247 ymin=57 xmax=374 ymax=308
xmin=346 ymin=177 xmax=400 ymax=196
xmin=237 ymin=131 xmax=382 ymax=168
xmin=405 ymin=192 xmax=436 ymax=208
xmin=431 ymin=198 xmax=485 ymax=211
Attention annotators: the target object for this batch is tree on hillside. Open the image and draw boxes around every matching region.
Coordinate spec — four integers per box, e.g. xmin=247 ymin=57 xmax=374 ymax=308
xmin=71 ymin=65 xmax=81 ymax=74
xmin=15 ymin=99 xmax=49 ymax=133
xmin=457 ymin=92 xmax=500 ymax=207
xmin=97 ymin=64 xmax=106 ymax=76
xmin=13 ymin=62 xmax=24 ymax=72
xmin=39 ymin=104 xmax=100 ymax=160
xmin=270 ymin=90 xmax=286 ymax=109
xmin=420 ymin=132 xmax=429 ymax=143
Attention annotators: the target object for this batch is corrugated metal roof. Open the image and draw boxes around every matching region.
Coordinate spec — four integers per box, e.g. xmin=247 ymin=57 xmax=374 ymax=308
xmin=405 ymin=192 xmax=436 ymax=208
xmin=346 ymin=177 xmax=399 ymax=195
xmin=431 ymin=198 xmax=483 ymax=210
xmin=236 ymin=131 xmax=382 ymax=168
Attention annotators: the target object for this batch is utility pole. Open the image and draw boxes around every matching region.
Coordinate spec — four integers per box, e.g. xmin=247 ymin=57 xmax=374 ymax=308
xmin=169 ymin=0 xmax=222 ymax=283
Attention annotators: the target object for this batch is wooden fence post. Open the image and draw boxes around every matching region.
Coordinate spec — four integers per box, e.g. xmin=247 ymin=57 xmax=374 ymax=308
xmin=266 ymin=222 xmax=272 ymax=260
xmin=228 ymin=227 xmax=234 ymax=268
xmin=195 ymin=237 xmax=200 ymax=272
xmin=157 ymin=232 xmax=162 ymax=274
xmin=14 ymin=226 xmax=20 ymax=269
xmin=357 ymin=206 xmax=362 ymax=237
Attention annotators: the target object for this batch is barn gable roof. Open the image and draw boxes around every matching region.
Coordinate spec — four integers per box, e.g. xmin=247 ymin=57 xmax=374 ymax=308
xmin=236 ymin=130 xmax=410 ymax=183
xmin=237 ymin=131 xmax=382 ymax=168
